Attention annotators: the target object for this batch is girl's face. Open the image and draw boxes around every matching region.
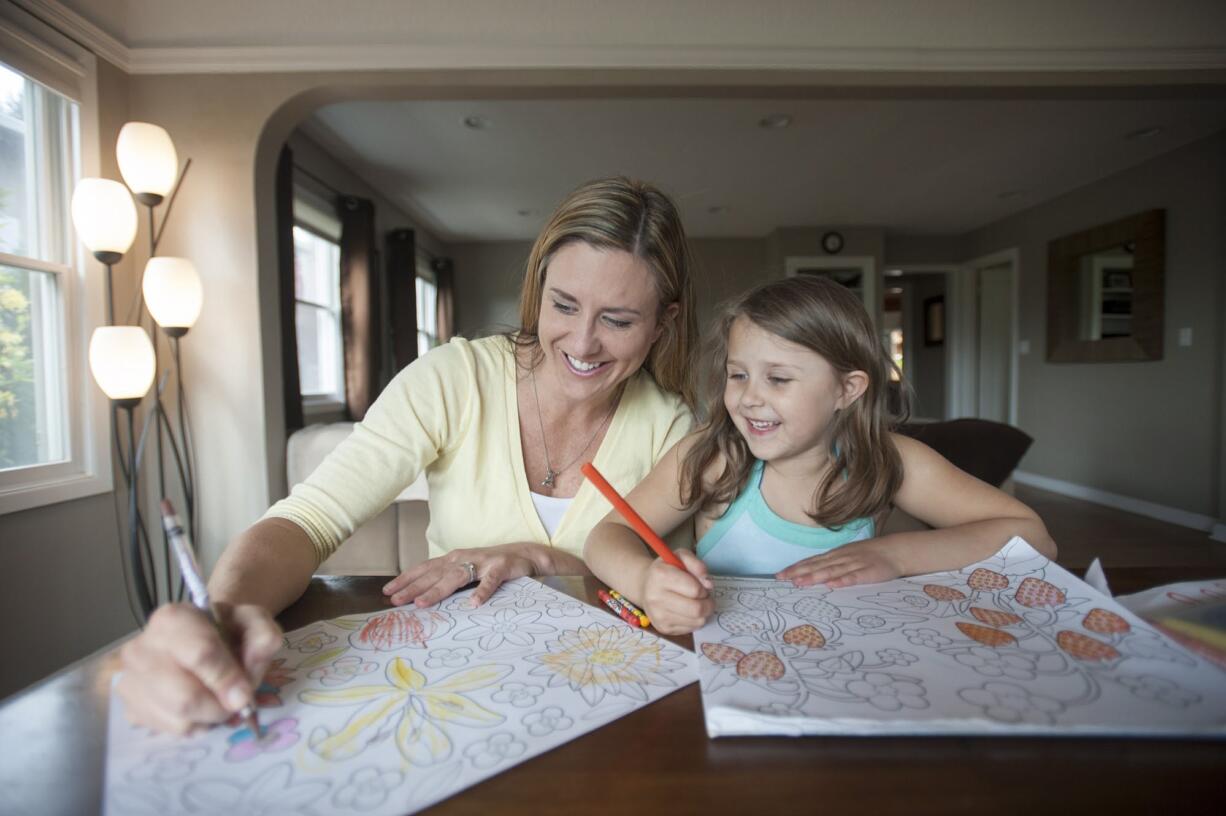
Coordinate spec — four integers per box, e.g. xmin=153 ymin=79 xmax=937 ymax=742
xmin=535 ymin=241 xmax=674 ymax=406
xmin=723 ymin=316 xmax=866 ymax=470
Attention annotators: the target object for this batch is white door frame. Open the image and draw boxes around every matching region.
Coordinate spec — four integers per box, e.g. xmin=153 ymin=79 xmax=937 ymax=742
xmin=954 ymin=248 xmax=1021 ymax=426
xmin=785 ymin=255 xmax=879 ymax=328
xmin=885 ymin=264 xmax=958 ymax=420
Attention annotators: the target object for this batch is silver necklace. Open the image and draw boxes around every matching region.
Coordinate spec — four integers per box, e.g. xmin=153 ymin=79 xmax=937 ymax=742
xmin=529 ymin=364 xmax=619 ymax=489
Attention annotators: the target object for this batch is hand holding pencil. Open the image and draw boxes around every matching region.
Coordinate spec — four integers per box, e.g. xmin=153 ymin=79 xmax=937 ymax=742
xmin=582 ymin=462 xmax=715 ymax=635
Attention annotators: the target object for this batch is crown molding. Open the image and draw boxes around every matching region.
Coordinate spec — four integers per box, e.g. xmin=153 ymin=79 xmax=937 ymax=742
xmin=13 ymin=0 xmax=129 ymax=71
xmin=14 ymin=1 xmax=1226 ymax=78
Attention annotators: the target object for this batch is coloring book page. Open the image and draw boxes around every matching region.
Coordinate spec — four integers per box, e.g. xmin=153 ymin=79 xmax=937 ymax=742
xmin=105 ymin=578 xmax=696 ymax=815
xmin=694 ymin=537 xmax=1226 ymax=738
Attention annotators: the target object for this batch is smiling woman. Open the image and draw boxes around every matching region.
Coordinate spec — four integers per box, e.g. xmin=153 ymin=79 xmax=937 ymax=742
xmin=116 ymin=177 xmax=701 ymax=735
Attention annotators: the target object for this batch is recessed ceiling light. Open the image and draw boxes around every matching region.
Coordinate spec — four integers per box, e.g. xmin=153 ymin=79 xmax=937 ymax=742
xmin=707 ymin=205 xmax=727 ymax=214
xmin=885 ymin=269 xmax=904 ymax=277
xmin=758 ymin=113 xmax=792 ymax=130
xmin=1125 ymin=126 xmax=1163 ymax=141
xmin=463 ymin=115 xmax=491 ymax=130
xmin=516 ymin=208 xmax=535 ymax=217
xmin=997 ymin=189 xmax=1026 ymax=200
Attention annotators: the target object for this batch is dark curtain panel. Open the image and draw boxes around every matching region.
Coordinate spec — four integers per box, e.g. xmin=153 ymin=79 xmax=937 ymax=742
xmin=434 ymin=257 xmax=455 ymax=343
xmin=339 ymin=196 xmax=380 ymax=421
xmin=275 ymin=144 xmax=303 ymax=431
xmin=386 ymin=228 xmax=419 ymax=372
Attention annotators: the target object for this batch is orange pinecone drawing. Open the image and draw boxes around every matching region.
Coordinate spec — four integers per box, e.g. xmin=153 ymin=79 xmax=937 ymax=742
xmin=1056 ymin=630 xmax=1121 ymax=662
xmin=968 ymin=568 xmax=1010 ymax=591
xmin=1082 ymin=608 xmax=1131 ymax=635
xmin=782 ymin=624 xmax=826 ymax=649
xmin=924 ymin=584 xmax=968 ymax=602
xmin=1014 ymin=577 xmax=1066 ymax=608
xmin=969 ymin=607 xmax=1023 ymax=627
xmin=956 ymin=621 xmax=1018 ymax=648
xmin=702 ymin=642 xmax=746 ymax=665
xmin=736 ymin=651 xmax=786 ymax=681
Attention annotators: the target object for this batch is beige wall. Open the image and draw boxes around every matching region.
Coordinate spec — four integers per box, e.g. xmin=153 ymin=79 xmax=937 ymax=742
xmin=962 ymin=131 xmax=1226 ymax=519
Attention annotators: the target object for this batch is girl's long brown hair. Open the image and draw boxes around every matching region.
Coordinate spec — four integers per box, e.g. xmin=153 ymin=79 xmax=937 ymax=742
xmin=680 ymin=275 xmax=909 ymax=528
xmin=512 ymin=176 xmax=698 ymax=408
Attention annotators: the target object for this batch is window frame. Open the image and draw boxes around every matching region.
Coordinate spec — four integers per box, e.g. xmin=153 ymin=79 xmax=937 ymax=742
xmin=415 ymin=260 xmax=439 ymax=358
xmin=0 ymin=7 xmax=110 ymax=515
xmin=290 ymin=190 xmax=346 ymax=417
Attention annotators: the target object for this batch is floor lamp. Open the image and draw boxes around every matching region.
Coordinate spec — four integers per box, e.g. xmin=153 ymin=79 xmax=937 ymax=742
xmin=71 ymin=122 xmax=200 ymax=623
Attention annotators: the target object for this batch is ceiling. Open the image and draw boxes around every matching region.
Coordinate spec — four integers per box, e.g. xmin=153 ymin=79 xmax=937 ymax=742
xmin=301 ymin=96 xmax=1226 ymax=241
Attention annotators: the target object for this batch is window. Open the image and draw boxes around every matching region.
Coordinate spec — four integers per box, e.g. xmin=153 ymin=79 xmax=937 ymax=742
xmin=415 ymin=269 xmax=439 ymax=358
xmin=293 ymin=225 xmax=344 ymax=406
xmin=0 ymin=56 xmax=87 ymax=505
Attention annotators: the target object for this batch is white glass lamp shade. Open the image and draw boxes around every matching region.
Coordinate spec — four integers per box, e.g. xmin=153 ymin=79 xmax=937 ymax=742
xmin=116 ymin=122 xmax=178 ymax=203
xmin=71 ymin=178 xmax=137 ymax=261
xmin=143 ymin=257 xmax=202 ymax=335
xmin=89 ymin=326 xmax=155 ymax=403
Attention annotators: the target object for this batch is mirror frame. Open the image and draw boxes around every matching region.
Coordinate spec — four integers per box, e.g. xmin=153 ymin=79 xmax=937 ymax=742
xmin=1046 ymin=209 xmax=1164 ymax=363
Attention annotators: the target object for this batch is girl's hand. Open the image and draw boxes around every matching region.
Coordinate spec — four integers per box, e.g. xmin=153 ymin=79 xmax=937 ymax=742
xmin=383 ymin=545 xmax=538 ymax=608
xmin=777 ymin=539 xmax=906 ymax=589
xmin=117 ymin=602 xmax=282 ymax=734
xmin=639 ymin=549 xmax=715 ymax=635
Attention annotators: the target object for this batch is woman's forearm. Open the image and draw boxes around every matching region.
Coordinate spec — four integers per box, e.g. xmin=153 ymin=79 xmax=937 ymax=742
xmin=207 ymin=517 xmax=320 ymax=615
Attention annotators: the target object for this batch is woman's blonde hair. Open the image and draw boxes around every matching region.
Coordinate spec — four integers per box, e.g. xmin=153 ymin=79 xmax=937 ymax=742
xmin=514 ymin=177 xmax=697 ymax=407
xmin=681 ymin=275 xmax=908 ymax=528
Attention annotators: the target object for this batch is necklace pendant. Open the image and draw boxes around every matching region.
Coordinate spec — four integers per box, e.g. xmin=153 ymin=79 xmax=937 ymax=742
xmin=541 ymin=469 xmax=557 ymax=488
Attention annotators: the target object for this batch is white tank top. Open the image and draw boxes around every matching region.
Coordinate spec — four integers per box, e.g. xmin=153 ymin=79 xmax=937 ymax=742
xmin=530 ymin=491 xmax=572 ymax=539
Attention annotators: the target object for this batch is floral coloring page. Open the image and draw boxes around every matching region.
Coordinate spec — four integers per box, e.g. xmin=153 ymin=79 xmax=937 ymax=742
xmin=694 ymin=537 xmax=1226 ymax=738
xmin=105 ymin=578 xmax=696 ymax=815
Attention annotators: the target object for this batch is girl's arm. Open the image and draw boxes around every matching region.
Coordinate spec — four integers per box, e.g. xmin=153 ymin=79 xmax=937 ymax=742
xmin=779 ymin=433 xmax=1056 ymax=588
xmin=584 ymin=436 xmax=715 ymax=634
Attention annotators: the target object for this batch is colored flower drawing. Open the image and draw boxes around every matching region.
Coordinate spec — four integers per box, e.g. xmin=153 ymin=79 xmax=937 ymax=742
xmin=349 ymin=608 xmax=455 ymax=652
xmin=180 ymin=762 xmax=329 ymax=814
xmin=526 ymin=622 xmax=688 ymax=706
xmin=521 ymin=705 xmax=573 ymax=737
xmin=256 ymin=658 xmax=295 ymax=706
xmin=332 ymin=767 xmax=405 ymax=811
xmin=224 ymin=717 xmax=299 ymax=762
xmin=309 ymin=655 xmax=378 ymax=686
xmin=463 ymin=731 xmax=526 ymax=769
xmin=454 ymin=608 xmax=554 ymax=651
xmin=300 ymin=657 xmax=511 ymax=766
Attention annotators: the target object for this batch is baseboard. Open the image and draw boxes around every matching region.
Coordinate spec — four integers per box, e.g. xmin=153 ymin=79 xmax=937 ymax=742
xmin=1013 ymin=470 xmax=1218 ymax=533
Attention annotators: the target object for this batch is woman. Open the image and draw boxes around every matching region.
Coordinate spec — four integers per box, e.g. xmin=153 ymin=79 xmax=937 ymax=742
xmin=117 ymin=177 xmax=699 ymax=733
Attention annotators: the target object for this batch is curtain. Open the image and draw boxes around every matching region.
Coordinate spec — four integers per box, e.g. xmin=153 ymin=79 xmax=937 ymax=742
xmin=275 ymin=145 xmax=303 ymax=431
xmin=339 ymin=196 xmax=380 ymax=420
xmin=386 ymin=228 xmax=419 ymax=371
xmin=434 ymin=257 xmax=455 ymax=343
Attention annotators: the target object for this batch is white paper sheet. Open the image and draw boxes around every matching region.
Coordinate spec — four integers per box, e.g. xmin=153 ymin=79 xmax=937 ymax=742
xmin=693 ymin=537 xmax=1226 ymax=738
xmin=105 ymin=578 xmax=696 ymax=815
xmin=1114 ymin=577 xmax=1226 ymax=620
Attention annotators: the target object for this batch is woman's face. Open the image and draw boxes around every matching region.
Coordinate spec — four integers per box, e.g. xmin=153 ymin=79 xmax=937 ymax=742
xmin=535 ymin=241 xmax=672 ymax=406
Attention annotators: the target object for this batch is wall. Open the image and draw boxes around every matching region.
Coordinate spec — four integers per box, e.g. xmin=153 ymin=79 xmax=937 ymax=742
xmin=961 ymin=131 xmax=1226 ymax=519
xmin=900 ymin=274 xmax=948 ymax=419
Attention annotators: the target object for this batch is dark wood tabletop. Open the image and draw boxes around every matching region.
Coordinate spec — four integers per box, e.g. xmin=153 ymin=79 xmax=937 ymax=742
xmin=2 ymin=566 xmax=1224 ymax=816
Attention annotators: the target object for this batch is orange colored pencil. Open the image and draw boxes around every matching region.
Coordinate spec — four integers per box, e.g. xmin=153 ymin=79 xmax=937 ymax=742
xmin=581 ymin=462 xmax=687 ymax=571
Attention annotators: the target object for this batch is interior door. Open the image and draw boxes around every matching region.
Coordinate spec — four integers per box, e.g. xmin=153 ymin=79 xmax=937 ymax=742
xmin=976 ymin=263 xmax=1013 ymax=422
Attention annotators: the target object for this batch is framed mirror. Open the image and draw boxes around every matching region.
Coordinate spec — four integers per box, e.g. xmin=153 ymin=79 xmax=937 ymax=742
xmin=1047 ymin=209 xmax=1164 ymax=363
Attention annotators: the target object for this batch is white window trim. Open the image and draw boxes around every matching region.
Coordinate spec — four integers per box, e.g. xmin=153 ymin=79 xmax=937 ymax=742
xmin=0 ymin=6 xmax=111 ymax=515
xmin=291 ymin=220 xmax=346 ymax=416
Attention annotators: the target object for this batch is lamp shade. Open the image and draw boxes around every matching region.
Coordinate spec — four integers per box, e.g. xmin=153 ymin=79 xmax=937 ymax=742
xmin=142 ymin=257 xmax=202 ymax=332
xmin=70 ymin=178 xmax=137 ymax=259
xmin=116 ymin=122 xmax=178 ymax=200
xmin=89 ymin=326 xmax=155 ymax=402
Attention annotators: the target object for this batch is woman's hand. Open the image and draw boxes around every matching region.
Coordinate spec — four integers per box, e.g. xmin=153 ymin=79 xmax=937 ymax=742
xmin=638 ymin=549 xmax=715 ymax=635
xmin=777 ymin=538 xmax=906 ymax=589
xmin=383 ymin=544 xmax=547 ymax=608
xmin=116 ymin=602 xmax=282 ymax=734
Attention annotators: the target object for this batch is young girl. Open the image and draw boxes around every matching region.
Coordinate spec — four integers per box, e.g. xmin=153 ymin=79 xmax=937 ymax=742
xmin=584 ymin=275 xmax=1056 ymax=635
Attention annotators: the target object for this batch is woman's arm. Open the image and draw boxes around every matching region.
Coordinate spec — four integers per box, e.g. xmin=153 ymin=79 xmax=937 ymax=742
xmin=584 ymin=437 xmax=715 ymax=633
xmin=779 ymin=433 xmax=1056 ymax=588
xmin=383 ymin=542 xmax=589 ymax=608
xmin=208 ymin=517 xmax=320 ymax=612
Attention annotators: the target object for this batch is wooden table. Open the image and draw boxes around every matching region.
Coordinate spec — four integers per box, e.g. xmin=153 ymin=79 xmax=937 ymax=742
xmin=2 ymin=567 xmax=1224 ymax=816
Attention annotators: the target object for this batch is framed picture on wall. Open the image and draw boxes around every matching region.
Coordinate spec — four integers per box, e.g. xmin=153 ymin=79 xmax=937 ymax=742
xmin=924 ymin=295 xmax=945 ymax=347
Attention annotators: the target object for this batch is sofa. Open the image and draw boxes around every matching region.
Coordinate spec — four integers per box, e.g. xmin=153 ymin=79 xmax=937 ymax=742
xmin=288 ymin=418 xmax=1032 ymax=574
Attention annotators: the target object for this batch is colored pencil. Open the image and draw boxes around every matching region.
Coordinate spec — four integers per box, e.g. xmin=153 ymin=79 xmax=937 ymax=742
xmin=581 ymin=462 xmax=687 ymax=571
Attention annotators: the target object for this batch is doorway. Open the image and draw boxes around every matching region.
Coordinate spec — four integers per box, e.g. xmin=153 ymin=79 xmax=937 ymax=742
xmin=950 ymin=250 xmax=1019 ymax=425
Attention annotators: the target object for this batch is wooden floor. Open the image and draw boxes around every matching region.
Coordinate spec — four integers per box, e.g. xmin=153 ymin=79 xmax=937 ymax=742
xmin=1015 ymin=483 xmax=1226 ymax=570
